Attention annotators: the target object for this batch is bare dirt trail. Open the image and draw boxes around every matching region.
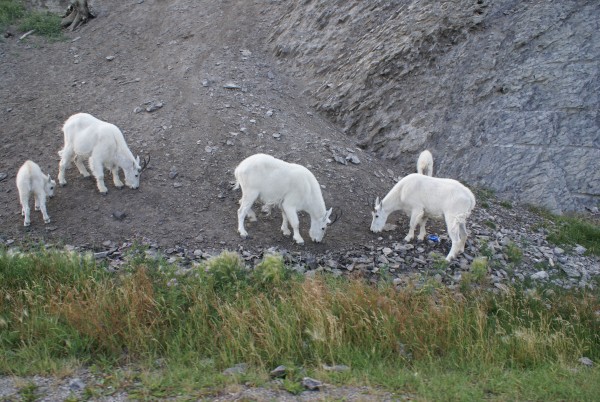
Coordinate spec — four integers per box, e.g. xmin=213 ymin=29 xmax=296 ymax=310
xmin=0 ymin=0 xmax=414 ymax=256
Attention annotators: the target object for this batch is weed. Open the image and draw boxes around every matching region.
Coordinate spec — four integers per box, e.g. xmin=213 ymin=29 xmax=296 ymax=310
xmin=484 ymin=220 xmax=496 ymax=229
xmin=282 ymin=379 xmax=304 ymax=395
xmin=19 ymin=382 xmax=38 ymax=402
xmin=504 ymin=241 xmax=523 ymax=264
xmin=528 ymin=206 xmax=600 ymax=256
xmin=0 ymin=0 xmax=24 ymax=27
xmin=431 ymin=253 xmax=449 ymax=272
xmin=19 ymin=11 xmax=62 ymax=38
xmin=499 ymin=200 xmax=513 ymax=209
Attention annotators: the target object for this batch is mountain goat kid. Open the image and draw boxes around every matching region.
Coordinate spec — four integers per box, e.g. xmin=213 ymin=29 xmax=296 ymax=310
xmin=417 ymin=149 xmax=433 ymax=176
xmin=16 ymin=160 xmax=56 ymax=226
xmin=234 ymin=153 xmax=334 ymax=244
xmin=58 ymin=113 xmax=148 ymax=194
xmin=370 ymin=173 xmax=476 ymax=261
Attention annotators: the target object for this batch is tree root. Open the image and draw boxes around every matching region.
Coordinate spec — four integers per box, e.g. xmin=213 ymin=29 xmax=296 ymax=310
xmin=61 ymin=0 xmax=95 ymax=31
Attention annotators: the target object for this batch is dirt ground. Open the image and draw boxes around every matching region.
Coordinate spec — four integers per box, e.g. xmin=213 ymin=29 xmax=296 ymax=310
xmin=0 ymin=0 xmax=422 ymax=256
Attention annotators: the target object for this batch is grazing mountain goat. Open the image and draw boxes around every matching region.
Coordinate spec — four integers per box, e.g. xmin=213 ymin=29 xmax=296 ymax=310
xmin=370 ymin=173 xmax=476 ymax=261
xmin=16 ymin=160 xmax=56 ymax=226
xmin=58 ymin=113 xmax=148 ymax=194
xmin=417 ymin=150 xmax=433 ymax=176
xmin=234 ymin=153 xmax=335 ymax=244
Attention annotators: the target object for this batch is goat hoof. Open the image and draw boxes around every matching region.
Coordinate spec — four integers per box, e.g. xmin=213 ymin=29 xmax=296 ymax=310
xmin=60 ymin=182 xmax=67 ymax=187
xmin=44 ymin=219 xmax=51 ymax=224
xmin=100 ymin=191 xmax=108 ymax=196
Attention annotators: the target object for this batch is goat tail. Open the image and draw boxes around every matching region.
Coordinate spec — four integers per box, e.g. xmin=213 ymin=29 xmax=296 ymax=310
xmin=450 ymin=213 xmax=469 ymax=241
xmin=233 ymin=180 xmax=240 ymax=190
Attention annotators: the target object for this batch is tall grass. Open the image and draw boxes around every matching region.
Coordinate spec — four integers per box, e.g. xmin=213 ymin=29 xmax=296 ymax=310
xmin=1 ymin=248 xmax=599 ymax=399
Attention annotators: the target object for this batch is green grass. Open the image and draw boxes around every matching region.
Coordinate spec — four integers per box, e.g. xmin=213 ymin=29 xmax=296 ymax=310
xmin=1 ymin=248 xmax=599 ymax=399
xmin=529 ymin=205 xmax=600 ymax=256
xmin=0 ymin=0 xmax=62 ymax=38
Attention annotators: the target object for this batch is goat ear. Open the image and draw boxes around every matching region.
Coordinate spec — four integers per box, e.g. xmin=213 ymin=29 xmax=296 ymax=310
xmin=135 ymin=155 xmax=140 ymax=165
xmin=326 ymin=208 xmax=333 ymax=219
xmin=375 ymin=197 xmax=380 ymax=207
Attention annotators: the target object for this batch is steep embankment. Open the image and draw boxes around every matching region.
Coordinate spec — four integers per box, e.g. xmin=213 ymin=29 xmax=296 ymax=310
xmin=269 ymin=0 xmax=600 ymax=213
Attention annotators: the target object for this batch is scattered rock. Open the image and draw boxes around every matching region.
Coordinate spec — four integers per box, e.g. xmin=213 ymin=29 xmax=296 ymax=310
xmin=322 ymin=364 xmax=350 ymax=372
xmin=68 ymin=378 xmax=85 ymax=391
xmin=0 ymin=173 xmax=7 ymax=181
xmin=106 ymin=55 xmax=115 ymax=61
xmin=345 ymin=154 xmax=360 ymax=164
xmin=223 ymin=363 xmax=248 ymax=376
xmin=530 ymin=271 xmax=549 ymax=280
xmin=145 ymin=101 xmax=164 ymax=112
xmin=333 ymin=155 xmax=347 ymax=165
xmin=302 ymin=377 xmax=323 ymax=391
xmin=579 ymin=357 xmax=593 ymax=367
xmin=112 ymin=211 xmax=127 ymax=221
xmin=223 ymin=82 xmax=241 ymax=89
xmin=269 ymin=365 xmax=287 ymax=378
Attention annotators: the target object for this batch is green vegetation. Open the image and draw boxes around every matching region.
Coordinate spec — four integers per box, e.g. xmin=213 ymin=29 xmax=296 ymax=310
xmin=0 ymin=0 xmax=62 ymax=38
xmin=1 ymin=248 xmax=599 ymax=400
xmin=529 ymin=205 xmax=600 ymax=256
xmin=0 ymin=0 xmax=24 ymax=26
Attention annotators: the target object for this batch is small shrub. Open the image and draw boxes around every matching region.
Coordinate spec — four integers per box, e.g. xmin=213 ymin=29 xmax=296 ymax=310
xmin=19 ymin=11 xmax=62 ymax=38
xmin=204 ymin=251 xmax=249 ymax=295
xmin=505 ymin=242 xmax=523 ymax=264
xmin=461 ymin=257 xmax=489 ymax=292
xmin=252 ymin=253 xmax=290 ymax=290
xmin=431 ymin=253 xmax=449 ymax=272
xmin=484 ymin=220 xmax=496 ymax=229
xmin=499 ymin=200 xmax=513 ymax=209
xmin=0 ymin=0 xmax=25 ymax=27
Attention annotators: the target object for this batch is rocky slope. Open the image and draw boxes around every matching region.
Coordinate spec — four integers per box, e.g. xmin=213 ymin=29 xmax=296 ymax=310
xmin=269 ymin=0 xmax=600 ymax=213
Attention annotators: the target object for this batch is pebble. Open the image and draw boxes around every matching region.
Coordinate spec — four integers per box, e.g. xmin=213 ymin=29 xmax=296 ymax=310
xmin=579 ymin=357 xmax=593 ymax=367
xmin=0 ymin=172 xmax=7 ymax=181
xmin=223 ymin=82 xmax=241 ymax=89
xmin=112 ymin=211 xmax=127 ymax=221
xmin=145 ymin=101 xmax=164 ymax=112
xmin=345 ymin=154 xmax=360 ymax=164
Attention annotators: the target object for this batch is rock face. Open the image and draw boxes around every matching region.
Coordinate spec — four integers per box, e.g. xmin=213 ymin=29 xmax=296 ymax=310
xmin=269 ymin=0 xmax=600 ymax=213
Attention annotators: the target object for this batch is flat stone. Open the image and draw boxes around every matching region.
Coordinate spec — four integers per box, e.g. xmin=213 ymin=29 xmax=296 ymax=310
xmin=270 ymin=365 xmax=287 ymax=378
xmin=302 ymin=377 xmax=323 ymax=391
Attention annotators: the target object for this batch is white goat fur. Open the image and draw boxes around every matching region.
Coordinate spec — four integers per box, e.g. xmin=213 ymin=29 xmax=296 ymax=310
xmin=16 ymin=160 xmax=56 ymax=226
xmin=417 ymin=150 xmax=433 ymax=176
xmin=370 ymin=173 xmax=475 ymax=261
xmin=234 ymin=153 xmax=333 ymax=244
xmin=58 ymin=113 xmax=142 ymax=194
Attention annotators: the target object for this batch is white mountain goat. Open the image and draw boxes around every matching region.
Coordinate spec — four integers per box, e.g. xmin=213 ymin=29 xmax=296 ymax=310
xmin=16 ymin=160 xmax=56 ymax=226
xmin=234 ymin=153 xmax=338 ymax=244
xmin=58 ymin=113 xmax=149 ymax=194
xmin=370 ymin=173 xmax=476 ymax=261
xmin=417 ymin=149 xmax=433 ymax=176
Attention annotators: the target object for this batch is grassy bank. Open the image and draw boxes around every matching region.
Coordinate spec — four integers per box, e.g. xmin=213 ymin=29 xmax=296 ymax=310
xmin=0 ymin=0 xmax=62 ymax=38
xmin=1 ymin=247 xmax=598 ymax=399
